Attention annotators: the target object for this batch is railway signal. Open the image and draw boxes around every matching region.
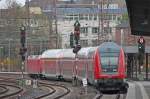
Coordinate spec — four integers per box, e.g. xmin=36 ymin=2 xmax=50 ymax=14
xmin=19 ymin=48 xmax=27 ymax=61
xmin=20 ymin=25 xmax=26 ymax=48
xmin=19 ymin=25 xmax=27 ymax=82
xmin=20 ymin=25 xmax=27 ymax=62
xmin=74 ymin=20 xmax=80 ymax=45
xmin=138 ymin=36 xmax=145 ymax=66
xmin=73 ymin=44 xmax=81 ymax=54
xmin=138 ymin=36 xmax=145 ymax=54
xmin=70 ymin=32 xmax=74 ymax=48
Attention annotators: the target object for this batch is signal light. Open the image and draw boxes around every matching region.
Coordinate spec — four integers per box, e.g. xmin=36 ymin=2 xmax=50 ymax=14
xmin=21 ymin=37 xmax=25 ymax=47
xmin=74 ymin=20 xmax=80 ymax=27
xmin=20 ymin=26 xmax=26 ymax=47
xmin=138 ymin=36 xmax=145 ymax=65
xmin=73 ymin=44 xmax=81 ymax=54
xmin=70 ymin=32 xmax=74 ymax=48
xmin=74 ymin=31 xmax=80 ymax=45
xmin=74 ymin=20 xmax=80 ymax=45
xmin=19 ymin=48 xmax=27 ymax=61
xmin=21 ymin=55 xmax=25 ymax=61
xmin=138 ymin=36 xmax=145 ymax=54
xmin=19 ymin=48 xmax=27 ymax=55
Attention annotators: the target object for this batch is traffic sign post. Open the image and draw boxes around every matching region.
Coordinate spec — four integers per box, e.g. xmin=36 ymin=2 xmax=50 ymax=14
xmin=70 ymin=32 xmax=74 ymax=48
xmin=82 ymin=78 xmax=88 ymax=94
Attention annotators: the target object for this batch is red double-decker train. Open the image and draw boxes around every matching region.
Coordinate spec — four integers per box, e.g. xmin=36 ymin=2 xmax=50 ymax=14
xmin=27 ymin=42 xmax=128 ymax=94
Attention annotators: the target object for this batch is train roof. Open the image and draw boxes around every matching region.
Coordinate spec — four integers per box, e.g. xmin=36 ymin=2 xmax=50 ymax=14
xmin=77 ymin=47 xmax=97 ymax=58
xmin=61 ymin=49 xmax=75 ymax=58
xmin=40 ymin=42 xmax=121 ymax=59
xmin=98 ymin=42 xmax=121 ymax=52
xmin=41 ymin=49 xmax=75 ymax=59
xmin=41 ymin=49 xmax=62 ymax=59
xmin=28 ymin=55 xmax=41 ymax=59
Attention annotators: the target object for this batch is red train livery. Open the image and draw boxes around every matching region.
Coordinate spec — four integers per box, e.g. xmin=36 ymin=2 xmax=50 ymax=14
xmin=27 ymin=42 xmax=128 ymax=94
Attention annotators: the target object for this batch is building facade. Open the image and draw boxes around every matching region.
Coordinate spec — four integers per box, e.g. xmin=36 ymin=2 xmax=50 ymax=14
xmin=42 ymin=0 xmax=127 ymax=48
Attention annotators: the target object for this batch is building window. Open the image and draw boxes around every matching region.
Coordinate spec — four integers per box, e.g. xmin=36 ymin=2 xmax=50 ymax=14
xmin=80 ymin=27 xmax=88 ymax=36
xmin=92 ymin=27 xmax=99 ymax=34
xmin=79 ymin=14 xmax=88 ymax=20
xmin=104 ymin=27 xmax=112 ymax=34
xmin=64 ymin=15 xmax=74 ymax=21
xmin=89 ymin=14 xmax=93 ymax=20
xmin=113 ymin=15 xmax=116 ymax=20
xmin=93 ymin=14 xmax=97 ymax=20
xmin=79 ymin=14 xmax=84 ymax=20
xmin=74 ymin=16 xmax=79 ymax=20
xmin=103 ymin=4 xmax=118 ymax=9
xmin=109 ymin=4 xmax=118 ymax=9
xmin=69 ymin=16 xmax=73 ymax=20
xmin=104 ymin=14 xmax=112 ymax=20
xmin=84 ymin=15 xmax=88 ymax=20
xmin=80 ymin=40 xmax=88 ymax=47
xmin=74 ymin=14 xmax=79 ymax=20
xmin=92 ymin=39 xmax=98 ymax=46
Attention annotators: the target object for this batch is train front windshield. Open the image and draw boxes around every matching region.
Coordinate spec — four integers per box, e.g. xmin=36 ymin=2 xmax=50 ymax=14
xmin=100 ymin=52 xmax=119 ymax=74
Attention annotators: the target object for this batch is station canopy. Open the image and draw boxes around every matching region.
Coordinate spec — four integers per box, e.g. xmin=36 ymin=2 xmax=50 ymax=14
xmin=123 ymin=46 xmax=150 ymax=53
xmin=126 ymin=0 xmax=150 ymax=36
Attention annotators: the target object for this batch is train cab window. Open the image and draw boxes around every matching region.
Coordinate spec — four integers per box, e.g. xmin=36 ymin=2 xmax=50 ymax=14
xmin=100 ymin=52 xmax=119 ymax=74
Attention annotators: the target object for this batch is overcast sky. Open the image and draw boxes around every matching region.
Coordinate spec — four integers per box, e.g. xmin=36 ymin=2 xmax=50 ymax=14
xmin=0 ymin=0 xmax=25 ymax=9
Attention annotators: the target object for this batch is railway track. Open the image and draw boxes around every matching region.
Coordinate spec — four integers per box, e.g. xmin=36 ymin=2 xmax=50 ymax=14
xmin=0 ymin=76 xmax=71 ymax=99
xmin=36 ymin=84 xmax=56 ymax=99
xmin=38 ymin=81 xmax=71 ymax=99
xmin=94 ymin=93 xmax=127 ymax=99
xmin=0 ymin=84 xmax=23 ymax=99
xmin=0 ymin=85 xmax=9 ymax=95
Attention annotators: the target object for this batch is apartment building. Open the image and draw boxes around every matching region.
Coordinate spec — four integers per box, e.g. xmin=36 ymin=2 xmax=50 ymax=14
xmin=29 ymin=0 xmax=127 ymax=48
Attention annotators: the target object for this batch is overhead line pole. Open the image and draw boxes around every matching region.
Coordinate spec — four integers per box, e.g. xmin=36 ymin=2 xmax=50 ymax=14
xmin=54 ymin=0 xmax=59 ymax=48
xmin=98 ymin=1 xmax=100 ymax=45
xmin=100 ymin=0 xmax=104 ymax=44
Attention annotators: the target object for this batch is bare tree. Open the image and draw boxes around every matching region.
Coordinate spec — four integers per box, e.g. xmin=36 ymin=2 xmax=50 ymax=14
xmin=5 ymin=0 xmax=21 ymax=9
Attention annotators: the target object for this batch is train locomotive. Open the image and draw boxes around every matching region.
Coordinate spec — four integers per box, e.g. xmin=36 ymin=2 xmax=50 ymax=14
xmin=27 ymin=42 xmax=128 ymax=94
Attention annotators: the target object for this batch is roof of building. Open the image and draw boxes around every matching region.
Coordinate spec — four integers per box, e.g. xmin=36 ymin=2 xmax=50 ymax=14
xmin=43 ymin=8 xmax=127 ymax=15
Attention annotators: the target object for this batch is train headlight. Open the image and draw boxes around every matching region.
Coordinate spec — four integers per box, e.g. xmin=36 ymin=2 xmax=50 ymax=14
xmin=102 ymin=69 xmax=107 ymax=72
xmin=113 ymin=69 xmax=117 ymax=72
xmin=94 ymin=80 xmax=98 ymax=83
xmin=123 ymin=79 xmax=127 ymax=82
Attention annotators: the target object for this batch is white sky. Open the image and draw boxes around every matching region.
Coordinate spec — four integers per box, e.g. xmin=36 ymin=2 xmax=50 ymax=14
xmin=0 ymin=0 xmax=25 ymax=9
